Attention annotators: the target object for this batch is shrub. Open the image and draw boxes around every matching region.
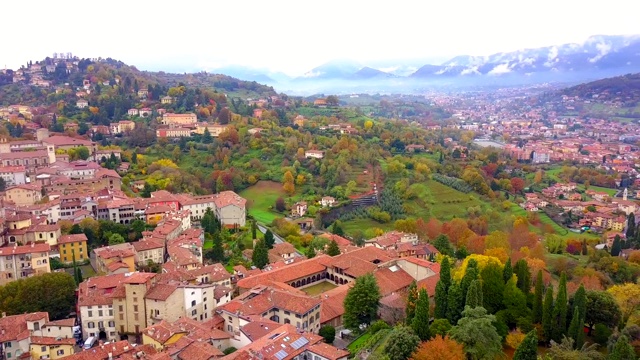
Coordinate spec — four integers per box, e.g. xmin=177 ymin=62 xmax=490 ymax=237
xmin=594 ymin=323 xmax=613 ymax=345
xmin=223 ymin=347 xmax=237 ymax=355
xmin=319 ymin=325 xmax=336 ymax=343
xmin=370 ymin=320 xmax=391 ymax=334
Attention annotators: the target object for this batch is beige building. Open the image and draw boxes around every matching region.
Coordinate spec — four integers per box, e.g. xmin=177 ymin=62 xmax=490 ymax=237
xmin=132 ymin=238 xmax=165 ymax=266
xmin=214 ymin=191 xmax=247 ymax=228
xmin=4 ymin=184 xmax=42 ymax=206
xmin=112 ymin=272 xmax=157 ymax=342
xmin=194 ymin=123 xmax=228 ymax=136
xmin=161 ymin=113 xmax=197 ymax=126
xmin=0 ymin=243 xmax=51 ymax=285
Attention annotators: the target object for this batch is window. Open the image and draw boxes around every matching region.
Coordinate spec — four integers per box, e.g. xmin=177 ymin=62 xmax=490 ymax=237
xmin=34 ymin=322 xmax=40 ymax=331
xmin=41 ymin=346 xmax=46 ymax=352
xmin=109 ymin=309 xmax=113 ymax=316
xmin=227 ymin=325 xmax=232 ymax=332
xmin=5 ymin=342 xmax=12 ymax=348
xmin=98 ymin=310 xmax=103 ymax=317
xmin=133 ymin=297 xmax=138 ymax=302
xmin=88 ymin=311 xmax=92 ymax=317
xmin=119 ymin=305 xmax=123 ymax=312
xmin=119 ymin=314 xmax=123 ymax=321
xmin=191 ymin=300 xmax=196 ymax=307
xmin=108 ymin=321 xmax=115 ymax=327
xmin=133 ymin=305 xmax=138 ymax=312
xmin=191 ymin=310 xmax=197 ymax=316
xmin=57 ymin=350 xmax=64 ymax=356
xmin=88 ymin=322 xmax=95 ymax=329
xmin=134 ymin=313 xmax=138 ymax=321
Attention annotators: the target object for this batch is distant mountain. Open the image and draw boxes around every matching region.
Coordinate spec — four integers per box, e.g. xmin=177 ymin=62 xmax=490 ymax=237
xmin=298 ymin=59 xmax=364 ymax=80
xmin=350 ymin=67 xmax=397 ymax=79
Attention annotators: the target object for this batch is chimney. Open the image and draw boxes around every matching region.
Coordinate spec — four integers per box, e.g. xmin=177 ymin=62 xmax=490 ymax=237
xmin=108 ymin=353 xmax=113 ymax=360
xmin=2 ymin=312 xmax=5 ymax=318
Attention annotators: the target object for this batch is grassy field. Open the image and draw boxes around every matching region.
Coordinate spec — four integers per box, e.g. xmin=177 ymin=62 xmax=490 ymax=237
xmin=239 ymin=181 xmax=287 ymax=224
xmin=301 ymin=281 xmax=337 ymax=296
xmin=347 ymin=333 xmax=372 ymax=354
xmin=411 ymin=180 xmax=487 ymax=220
xmin=343 ymin=218 xmax=393 ymax=236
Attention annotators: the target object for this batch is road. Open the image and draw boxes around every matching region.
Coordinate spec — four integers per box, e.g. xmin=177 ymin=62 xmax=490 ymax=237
xmin=257 ymin=224 xmax=304 ymax=256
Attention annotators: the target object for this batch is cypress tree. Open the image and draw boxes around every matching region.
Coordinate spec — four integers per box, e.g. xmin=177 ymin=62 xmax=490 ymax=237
xmin=626 ymin=212 xmax=636 ymax=240
xmin=434 ymin=280 xmax=448 ymax=319
xmin=446 ymin=283 xmax=464 ymax=325
xmin=532 ymin=270 xmax=544 ymax=324
xmin=514 ymin=259 xmax=531 ymax=295
xmin=412 ymin=288 xmax=431 ymax=341
xmin=465 ymin=280 xmax=480 ymax=308
xmin=503 ymin=258 xmax=513 ymax=283
xmin=552 ymin=272 xmax=568 ymax=342
xmin=542 ymin=285 xmax=554 ymax=342
xmin=612 ymin=235 xmax=622 ymax=257
xmin=481 ymin=263 xmax=505 ymax=314
xmin=461 ymin=259 xmax=478 ymax=300
xmin=406 ymin=281 xmax=418 ymax=324
xmin=569 ymin=285 xmax=586 ymax=348
xmin=513 ymin=329 xmax=538 ymax=360
xmin=440 ymin=257 xmax=451 ymax=291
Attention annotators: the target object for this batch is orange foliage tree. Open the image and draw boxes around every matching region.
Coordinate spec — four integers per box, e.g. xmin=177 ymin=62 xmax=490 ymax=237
xmin=412 ymin=336 xmax=465 ymax=360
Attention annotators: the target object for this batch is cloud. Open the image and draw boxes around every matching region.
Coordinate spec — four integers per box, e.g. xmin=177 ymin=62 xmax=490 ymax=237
xmin=589 ymin=42 xmax=612 ymax=63
xmin=488 ymin=63 xmax=512 ymax=75
xmin=301 ymin=70 xmax=323 ymax=78
xmin=544 ymin=46 xmax=559 ymax=67
xmin=460 ymin=66 xmax=480 ymax=75
xmin=379 ymin=66 xmax=399 ymax=73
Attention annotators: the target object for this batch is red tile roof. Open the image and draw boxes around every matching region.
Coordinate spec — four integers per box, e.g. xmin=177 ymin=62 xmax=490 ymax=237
xmin=58 ymin=233 xmax=88 ymax=245
xmin=237 ymin=256 xmax=332 ymax=290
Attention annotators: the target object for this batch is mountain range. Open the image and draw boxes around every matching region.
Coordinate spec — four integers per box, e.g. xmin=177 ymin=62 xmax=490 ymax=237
xmin=206 ymin=35 xmax=640 ymax=94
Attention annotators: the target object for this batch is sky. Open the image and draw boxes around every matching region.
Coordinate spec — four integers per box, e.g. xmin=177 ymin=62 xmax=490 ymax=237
xmin=3 ymin=0 xmax=640 ymax=77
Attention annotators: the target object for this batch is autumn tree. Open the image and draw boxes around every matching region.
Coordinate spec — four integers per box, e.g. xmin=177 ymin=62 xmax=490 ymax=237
xmin=283 ymin=170 xmax=295 ymax=196
xmin=510 ymin=177 xmax=525 ymax=194
xmin=412 ymin=288 xmax=431 ymax=341
xmin=607 ymin=283 xmax=640 ymax=328
xmin=412 ymin=336 xmax=465 ymax=360
xmin=217 ymin=107 xmax=231 ymax=124
xmin=343 ymin=273 xmax=381 ymax=330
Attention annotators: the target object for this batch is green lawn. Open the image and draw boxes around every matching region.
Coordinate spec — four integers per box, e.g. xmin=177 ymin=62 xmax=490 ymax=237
xmin=342 ymin=218 xmax=393 ymax=236
xmin=301 ymin=281 xmax=337 ymax=296
xmin=582 ymin=185 xmax=618 ymax=196
xmin=239 ymin=181 xmax=287 ymax=224
xmin=347 ymin=333 xmax=372 ymax=354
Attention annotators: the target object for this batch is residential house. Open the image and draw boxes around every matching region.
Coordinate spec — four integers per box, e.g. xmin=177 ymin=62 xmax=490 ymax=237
xmin=213 ymin=191 xmax=247 ymax=228
xmin=132 ymin=238 xmax=165 ymax=266
xmin=58 ymin=233 xmax=88 ymax=263
xmin=0 ymin=166 xmax=27 ymax=186
xmin=29 ymin=336 xmax=76 ymax=359
xmin=305 ymin=150 xmax=324 ymax=159
xmin=320 ymin=196 xmax=335 ymax=207
xmin=161 ymin=113 xmax=197 ymax=126
xmin=161 ymin=96 xmax=173 ymax=104
xmin=92 ymin=243 xmax=137 ymax=275
xmin=291 ymin=201 xmax=307 ymax=217
xmin=0 ymin=243 xmax=51 ymax=285
xmin=4 ymin=184 xmax=42 ymax=206
xmin=76 ymin=99 xmax=88 ymax=109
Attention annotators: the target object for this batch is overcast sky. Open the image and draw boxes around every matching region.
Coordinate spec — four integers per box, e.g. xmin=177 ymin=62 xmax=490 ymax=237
xmin=3 ymin=0 xmax=640 ymax=76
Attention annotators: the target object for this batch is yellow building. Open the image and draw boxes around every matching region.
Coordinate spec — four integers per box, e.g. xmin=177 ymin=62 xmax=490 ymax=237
xmin=93 ymin=243 xmax=136 ymax=275
xmin=29 ymin=336 xmax=76 ymax=359
xmin=58 ymin=233 xmax=88 ymax=263
xmin=4 ymin=184 xmax=42 ymax=206
xmin=141 ymin=320 xmax=187 ymax=351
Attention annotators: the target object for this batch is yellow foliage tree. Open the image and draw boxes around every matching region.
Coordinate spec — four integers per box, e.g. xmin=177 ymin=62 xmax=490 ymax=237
xmin=151 ymin=158 xmax=178 ymax=169
xmin=505 ymin=330 xmax=526 ymax=349
xmin=364 ymin=120 xmax=373 ymax=130
xmin=453 ymin=254 xmax=503 ymax=281
xmin=283 ymin=181 xmax=295 ymax=196
xmin=295 ymin=174 xmax=306 ymax=186
xmin=484 ymin=247 xmax=510 ymax=263
xmin=608 ymin=283 xmax=640 ymax=327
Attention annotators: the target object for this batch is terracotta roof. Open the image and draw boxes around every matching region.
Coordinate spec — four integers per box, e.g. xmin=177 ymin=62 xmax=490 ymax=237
xmin=145 ymin=284 xmax=178 ymax=301
xmin=142 ymin=320 xmax=187 ymax=344
xmin=58 ymin=233 xmax=88 ymax=245
xmin=218 ymin=286 xmax=320 ymax=317
xmin=239 ymin=319 xmax=280 ymax=341
xmin=308 ymin=343 xmax=350 ymax=360
xmin=132 ymin=238 xmax=164 ymax=252
xmin=63 ymin=340 xmax=154 ymax=360
xmin=177 ymin=340 xmax=224 ymax=360
xmin=78 ymin=272 xmax=131 ymax=306
xmin=0 ymin=243 xmax=51 ymax=256
xmin=43 ymin=135 xmax=93 ymax=147
xmin=107 ymin=261 xmax=129 ymax=272
xmin=0 ymin=312 xmax=49 ymax=342
xmin=237 ymin=255 xmax=332 ymax=290
xmin=319 ymin=284 xmax=351 ymax=324
xmin=124 ymin=272 xmax=156 ymax=284
xmin=319 ymin=233 xmax=351 ymax=247
xmin=223 ymin=324 xmax=326 ymax=360
xmin=44 ymin=318 xmax=76 ymax=327
xmin=374 ymin=267 xmax=415 ymax=296
xmin=94 ymin=243 xmax=136 ymax=260
xmin=188 ymin=263 xmax=231 ymax=283
xmin=213 ymin=191 xmax=246 ymax=209
xmin=29 ymin=336 xmax=76 ymax=346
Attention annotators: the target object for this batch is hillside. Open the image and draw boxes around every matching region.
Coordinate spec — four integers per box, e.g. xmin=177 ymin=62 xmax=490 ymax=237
xmin=0 ymin=57 xmax=277 ymax=106
xmin=561 ymin=72 xmax=640 ymax=103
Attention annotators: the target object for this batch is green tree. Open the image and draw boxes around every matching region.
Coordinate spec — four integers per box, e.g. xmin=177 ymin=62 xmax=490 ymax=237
xmin=547 ymin=336 xmax=605 ymax=360
xmin=264 ymin=229 xmax=275 ymax=249
xmin=412 ymin=288 xmax=431 ymax=341
xmin=446 ymin=283 xmax=464 ymax=325
xmin=386 ymin=326 xmax=420 ymax=360
xmin=331 ymin=221 xmax=345 ymax=236
xmin=465 ymin=280 xmax=482 ymax=309
xmin=569 ymin=285 xmax=587 ymax=348
xmin=343 ymin=273 xmax=381 ymax=330
xmin=513 ymin=329 xmax=538 ymax=360
xmin=533 ymin=270 xmax=544 ymax=324
xmin=514 ymin=259 xmax=531 ymax=295
xmin=503 ymin=276 xmax=530 ymax=327
xmin=108 ymin=233 xmax=125 ymax=245
xmin=626 ymin=213 xmax=636 ymax=240
xmin=433 ymin=235 xmax=454 ymax=257
xmin=252 ymin=240 xmax=269 ymax=269
xmin=585 ymin=290 xmax=622 ymax=335
xmin=434 ymin=280 xmax=448 ymax=319
xmin=201 ymin=208 xmax=219 ymax=234
xmin=449 ymin=307 xmax=503 ymax=360
xmin=440 ymin=257 xmax=452 ymax=291
xmin=543 ymin=285 xmax=555 ymax=342
xmin=319 ymin=325 xmax=335 ymax=343
xmin=553 ymin=272 xmax=568 ymax=342
xmin=461 ymin=259 xmax=479 ymax=300
xmin=326 ymin=240 xmax=340 ymax=256
xmin=202 ymin=128 xmax=213 ymax=144
xmin=306 ymin=246 xmax=316 ymax=259
xmin=503 ymin=258 xmax=513 ymax=283
xmin=430 ymin=319 xmax=452 ymax=337
xmin=406 ymin=281 xmax=418 ymax=324
xmin=612 ymin=235 xmax=622 ymax=257
xmin=0 ymin=178 xmax=5 ymax=192
xmin=0 ymin=272 xmax=76 ymax=320
xmin=70 ymin=224 xmax=83 ymax=234
xmin=209 ymin=232 xmax=225 ymax=262
xmin=609 ymin=335 xmax=636 ymax=360
xmin=481 ymin=263 xmax=504 ymax=314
